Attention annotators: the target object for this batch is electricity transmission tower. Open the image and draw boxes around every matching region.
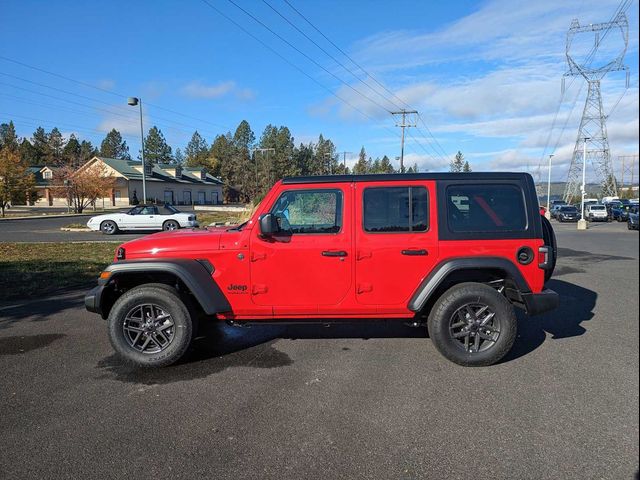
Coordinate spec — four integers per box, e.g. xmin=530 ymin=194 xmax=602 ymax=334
xmin=562 ymin=12 xmax=629 ymax=203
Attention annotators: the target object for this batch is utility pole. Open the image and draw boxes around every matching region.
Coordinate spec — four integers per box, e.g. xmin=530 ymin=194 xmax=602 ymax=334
xmin=578 ymin=137 xmax=590 ymax=230
xmin=338 ymin=151 xmax=352 ymax=173
xmin=252 ymin=148 xmax=275 ymax=193
xmin=391 ymin=110 xmax=417 ymax=173
xmin=546 ymin=154 xmax=554 ymax=219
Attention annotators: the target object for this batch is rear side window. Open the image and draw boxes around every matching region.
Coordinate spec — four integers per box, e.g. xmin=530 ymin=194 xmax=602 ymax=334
xmin=446 ymin=184 xmax=527 ymax=233
xmin=271 ymin=189 xmax=342 ymax=234
xmin=363 ymin=186 xmax=428 ymax=232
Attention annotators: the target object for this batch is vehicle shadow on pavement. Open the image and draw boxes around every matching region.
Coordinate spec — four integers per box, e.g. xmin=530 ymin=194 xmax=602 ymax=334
xmin=96 ymin=321 xmax=427 ymax=385
xmin=0 ymin=292 xmax=85 ymax=329
xmin=502 ymin=279 xmax=597 ymax=363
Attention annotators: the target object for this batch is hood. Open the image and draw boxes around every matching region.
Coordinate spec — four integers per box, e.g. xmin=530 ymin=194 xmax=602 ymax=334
xmin=120 ymin=228 xmax=225 ymax=259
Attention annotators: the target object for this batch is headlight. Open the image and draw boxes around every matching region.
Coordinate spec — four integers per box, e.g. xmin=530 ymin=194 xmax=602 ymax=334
xmin=188 ymin=215 xmax=196 ymax=221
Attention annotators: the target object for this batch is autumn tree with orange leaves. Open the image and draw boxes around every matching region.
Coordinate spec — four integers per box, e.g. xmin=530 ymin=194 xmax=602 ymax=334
xmin=54 ymin=163 xmax=115 ymax=213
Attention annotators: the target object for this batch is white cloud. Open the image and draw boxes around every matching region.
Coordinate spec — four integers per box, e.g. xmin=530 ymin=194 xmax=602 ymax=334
xmin=180 ymin=80 xmax=256 ymax=101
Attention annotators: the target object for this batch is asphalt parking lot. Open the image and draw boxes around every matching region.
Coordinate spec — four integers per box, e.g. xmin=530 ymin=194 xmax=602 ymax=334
xmin=0 ymin=221 xmax=638 ymax=480
xmin=0 ymin=215 xmax=147 ymax=242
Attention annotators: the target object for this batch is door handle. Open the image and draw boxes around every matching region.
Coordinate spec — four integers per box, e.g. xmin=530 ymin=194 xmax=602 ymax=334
xmin=322 ymin=250 xmax=348 ymax=257
xmin=401 ymin=249 xmax=428 ymax=256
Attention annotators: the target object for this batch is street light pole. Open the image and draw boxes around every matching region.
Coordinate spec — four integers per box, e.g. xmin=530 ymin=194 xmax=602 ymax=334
xmin=545 ymin=154 xmax=554 ymax=219
xmin=127 ymin=97 xmax=146 ymax=203
xmin=578 ymin=137 xmax=590 ymax=230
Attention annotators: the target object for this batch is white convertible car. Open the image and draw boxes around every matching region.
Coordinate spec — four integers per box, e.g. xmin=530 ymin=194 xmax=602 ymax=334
xmin=87 ymin=204 xmax=199 ymax=235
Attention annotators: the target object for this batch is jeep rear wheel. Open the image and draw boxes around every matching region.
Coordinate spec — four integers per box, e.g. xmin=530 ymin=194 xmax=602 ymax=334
xmin=427 ymin=283 xmax=517 ymax=367
xmin=108 ymin=284 xmax=194 ymax=367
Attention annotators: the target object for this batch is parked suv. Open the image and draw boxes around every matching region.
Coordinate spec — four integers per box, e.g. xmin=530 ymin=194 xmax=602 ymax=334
xmin=86 ymin=173 xmax=559 ymax=368
xmin=585 ymin=204 xmax=609 ymax=222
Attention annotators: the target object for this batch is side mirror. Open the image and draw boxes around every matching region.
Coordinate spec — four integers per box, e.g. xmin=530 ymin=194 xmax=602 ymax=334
xmin=259 ymin=213 xmax=279 ymax=237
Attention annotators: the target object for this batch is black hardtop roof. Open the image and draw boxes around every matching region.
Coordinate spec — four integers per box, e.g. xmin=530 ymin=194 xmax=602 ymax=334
xmin=282 ymin=172 xmax=533 ymax=185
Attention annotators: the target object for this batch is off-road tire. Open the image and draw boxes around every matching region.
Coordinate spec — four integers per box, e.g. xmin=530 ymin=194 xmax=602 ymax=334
xmin=427 ymin=283 xmax=517 ymax=367
xmin=100 ymin=220 xmax=118 ymax=235
xmin=108 ymin=283 xmax=194 ymax=367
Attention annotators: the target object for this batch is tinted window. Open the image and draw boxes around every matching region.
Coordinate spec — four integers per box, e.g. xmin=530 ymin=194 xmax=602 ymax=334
xmin=590 ymin=206 xmax=605 ymax=211
xmin=446 ymin=184 xmax=527 ymax=233
xmin=560 ymin=206 xmax=577 ymax=212
xmin=271 ymin=189 xmax=342 ymax=234
xmin=363 ymin=187 xmax=428 ymax=232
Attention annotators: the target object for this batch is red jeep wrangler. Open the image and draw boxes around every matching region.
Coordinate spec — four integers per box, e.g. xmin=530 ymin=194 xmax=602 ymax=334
xmin=86 ymin=173 xmax=559 ymax=367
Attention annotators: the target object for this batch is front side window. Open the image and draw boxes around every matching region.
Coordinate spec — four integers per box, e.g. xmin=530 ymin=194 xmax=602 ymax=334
xmin=446 ymin=184 xmax=527 ymax=233
xmin=363 ymin=186 xmax=428 ymax=233
xmin=270 ymin=189 xmax=342 ymax=234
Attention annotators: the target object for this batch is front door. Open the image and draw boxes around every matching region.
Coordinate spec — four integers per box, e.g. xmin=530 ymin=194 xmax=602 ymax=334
xmin=250 ymin=186 xmax=352 ymax=314
xmin=354 ymin=181 xmax=439 ymax=307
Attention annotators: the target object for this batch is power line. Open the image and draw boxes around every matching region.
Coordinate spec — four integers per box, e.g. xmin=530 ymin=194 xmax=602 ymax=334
xmin=281 ymin=0 xmax=447 ymax=159
xmin=261 ymin=0 xmax=402 ymax=112
xmin=0 ymin=75 xmax=222 ymax=139
xmin=199 ymin=0 xmax=398 ymax=135
xmin=223 ymin=0 xmax=393 ymax=115
xmin=282 ymin=0 xmax=413 ymax=112
xmin=0 ymin=55 xmax=232 ymax=131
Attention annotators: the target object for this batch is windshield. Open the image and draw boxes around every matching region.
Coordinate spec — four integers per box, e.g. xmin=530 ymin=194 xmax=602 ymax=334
xmin=560 ymin=207 xmax=577 ymax=212
xmin=163 ymin=204 xmax=180 ymax=214
xmin=590 ymin=206 xmax=605 ymax=211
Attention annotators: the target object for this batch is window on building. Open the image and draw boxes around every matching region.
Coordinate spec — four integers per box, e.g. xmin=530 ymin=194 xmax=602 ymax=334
xmin=446 ymin=184 xmax=527 ymax=233
xmin=363 ymin=186 xmax=428 ymax=233
xmin=164 ymin=190 xmax=174 ymax=205
xmin=43 ymin=170 xmax=52 ymax=179
xmin=271 ymin=189 xmax=342 ymax=234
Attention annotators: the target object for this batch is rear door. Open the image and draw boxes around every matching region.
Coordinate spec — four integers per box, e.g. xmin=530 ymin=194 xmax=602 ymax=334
xmin=250 ymin=185 xmax=353 ymax=314
xmin=354 ymin=180 xmax=439 ymax=307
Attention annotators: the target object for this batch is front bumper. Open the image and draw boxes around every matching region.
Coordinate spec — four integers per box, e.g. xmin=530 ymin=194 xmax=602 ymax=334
xmin=521 ymin=289 xmax=559 ymax=316
xmin=85 ymin=285 xmax=105 ymax=315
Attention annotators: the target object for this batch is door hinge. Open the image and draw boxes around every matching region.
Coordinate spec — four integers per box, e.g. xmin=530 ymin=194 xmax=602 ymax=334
xmin=357 ymin=250 xmax=372 ymax=261
xmin=251 ymin=252 xmax=267 ymax=262
xmin=252 ymin=284 xmax=268 ymax=295
xmin=357 ymin=283 xmax=373 ymax=294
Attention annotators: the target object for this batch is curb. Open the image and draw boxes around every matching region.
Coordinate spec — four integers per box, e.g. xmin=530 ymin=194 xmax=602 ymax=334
xmin=0 ymin=213 xmax=95 ymax=222
xmin=60 ymin=227 xmax=93 ymax=232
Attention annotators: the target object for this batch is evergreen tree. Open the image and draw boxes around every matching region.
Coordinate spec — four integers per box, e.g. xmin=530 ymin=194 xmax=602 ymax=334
xmin=352 ymin=147 xmax=370 ymax=174
xmin=184 ymin=131 xmax=209 ymax=167
xmin=379 ymin=155 xmax=395 ymax=173
xmin=47 ymin=127 xmax=65 ymax=165
xmin=293 ymin=143 xmax=314 ymax=176
xmin=209 ymin=133 xmax=232 ymax=178
xmin=174 ymin=148 xmax=185 ymax=165
xmin=258 ymin=125 xmax=297 ymax=192
xmin=32 ymin=127 xmax=50 ymax=164
xmin=143 ymin=126 xmax=173 ymax=165
xmin=0 ymin=121 xmax=19 ymax=151
xmin=463 ymin=161 xmax=472 ymax=172
xmin=62 ymin=134 xmax=81 ymax=167
xmin=79 ymin=140 xmax=98 ymax=163
xmin=19 ymin=139 xmax=39 ymax=166
xmin=450 ymin=151 xmax=465 ymax=172
xmin=100 ymin=129 xmax=131 ymax=160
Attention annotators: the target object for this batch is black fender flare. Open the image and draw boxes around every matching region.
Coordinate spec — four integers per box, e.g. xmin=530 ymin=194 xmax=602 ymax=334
xmin=99 ymin=259 xmax=231 ymax=315
xmin=407 ymin=257 xmax=531 ymax=312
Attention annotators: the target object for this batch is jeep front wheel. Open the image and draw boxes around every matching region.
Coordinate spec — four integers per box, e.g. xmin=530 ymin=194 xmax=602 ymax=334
xmin=107 ymin=284 xmax=194 ymax=367
xmin=427 ymin=283 xmax=517 ymax=367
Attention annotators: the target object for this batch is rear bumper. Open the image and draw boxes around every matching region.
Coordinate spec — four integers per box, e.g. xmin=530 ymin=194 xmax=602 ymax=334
xmin=85 ymin=285 xmax=104 ymax=315
xmin=521 ymin=289 xmax=559 ymax=316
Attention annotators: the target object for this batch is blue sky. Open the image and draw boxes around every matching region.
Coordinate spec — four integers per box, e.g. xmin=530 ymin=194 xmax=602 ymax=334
xmin=1 ymin=0 xmax=638 ymax=182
